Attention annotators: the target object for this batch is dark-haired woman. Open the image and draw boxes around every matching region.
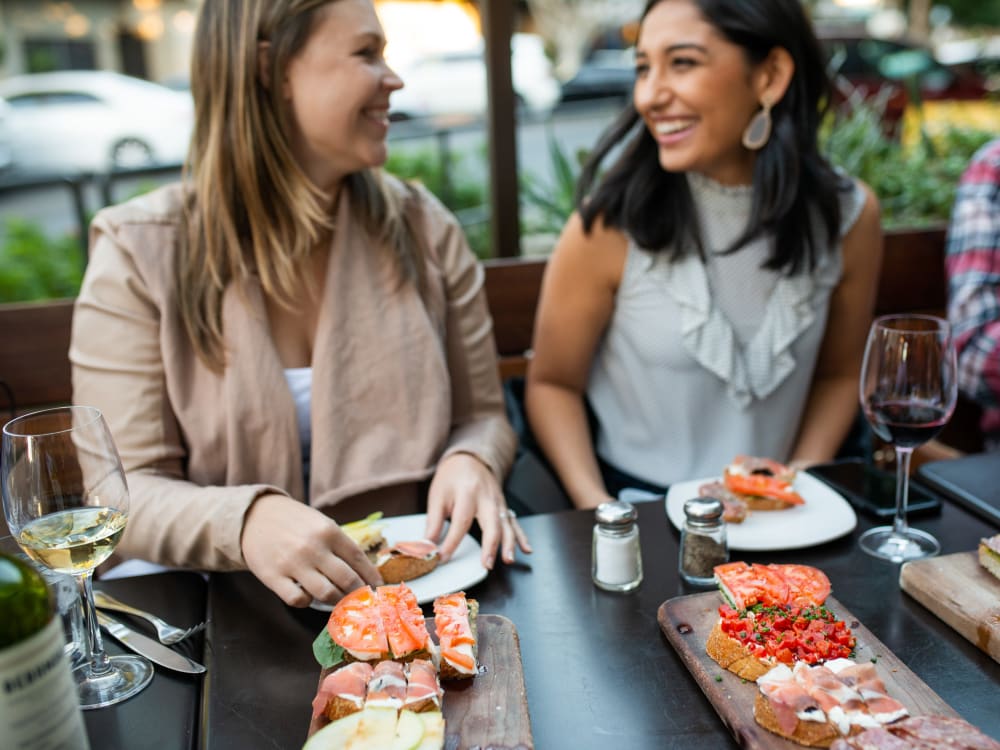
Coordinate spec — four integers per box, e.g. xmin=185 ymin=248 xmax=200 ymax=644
xmin=525 ymin=0 xmax=882 ymax=509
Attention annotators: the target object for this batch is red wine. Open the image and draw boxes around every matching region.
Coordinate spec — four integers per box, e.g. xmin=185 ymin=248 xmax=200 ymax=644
xmin=864 ymin=399 xmax=949 ymax=448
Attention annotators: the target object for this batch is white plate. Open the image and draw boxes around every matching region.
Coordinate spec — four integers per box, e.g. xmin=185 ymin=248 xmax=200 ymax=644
xmin=311 ymin=513 xmax=486 ymax=610
xmin=665 ymin=471 xmax=857 ymax=551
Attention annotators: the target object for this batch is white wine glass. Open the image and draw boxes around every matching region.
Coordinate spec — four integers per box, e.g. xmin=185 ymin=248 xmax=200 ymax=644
xmin=1 ymin=406 xmax=153 ymax=709
xmin=858 ymin=315 xmax=957 ymax=562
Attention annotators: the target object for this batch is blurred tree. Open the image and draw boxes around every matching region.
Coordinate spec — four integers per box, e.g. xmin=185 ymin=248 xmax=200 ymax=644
xmin=901 ymin=0 xmax=1000 ymax=35
xmin=921 ymin=0 xmax=1000 ymax=26
xmin=523 ymin=0 xmax=643 ymax=79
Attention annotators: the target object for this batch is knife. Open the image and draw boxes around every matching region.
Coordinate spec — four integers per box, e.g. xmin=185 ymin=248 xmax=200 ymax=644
xmin=97 ymin=611 xmax=207 ymax=675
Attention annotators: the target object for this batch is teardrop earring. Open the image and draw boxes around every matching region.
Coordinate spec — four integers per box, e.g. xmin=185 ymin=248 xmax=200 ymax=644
xmin=741 ymin=99 xmax=773 ymax=151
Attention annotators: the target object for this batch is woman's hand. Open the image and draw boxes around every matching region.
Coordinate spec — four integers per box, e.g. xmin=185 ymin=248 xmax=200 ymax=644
xmin=241 ymin=493 xmax=382 ymax=607
xmin=424 ymin=453 xmax=532 ymax=569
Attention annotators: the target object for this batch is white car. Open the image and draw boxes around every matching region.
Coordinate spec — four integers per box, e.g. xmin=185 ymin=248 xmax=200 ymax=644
xmin=390 ymin=33 xmax=560 ymax=121
xmin=0 ymin=96 xmax=13 ymax=173
xmin=0 ymin=70 xmax=193 ymax=174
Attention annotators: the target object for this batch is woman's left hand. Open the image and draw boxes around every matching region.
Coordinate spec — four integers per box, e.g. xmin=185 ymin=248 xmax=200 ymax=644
xmin=425 ymin=453 xmax=532 ymax=569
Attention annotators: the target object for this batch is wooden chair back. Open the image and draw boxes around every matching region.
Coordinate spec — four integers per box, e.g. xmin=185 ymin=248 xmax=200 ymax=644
xmin=0 ymin=225 xmax=984 ymax=451
xmin=0 ymin=298 xmax=75 ymax=418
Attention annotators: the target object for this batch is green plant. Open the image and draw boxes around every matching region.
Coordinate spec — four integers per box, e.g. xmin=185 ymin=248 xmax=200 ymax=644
xmin=0 ymin=219 xmax=84 ymax=303
xmin=385 ymin=143 xmax=494 ymax=257
xmin=821 ymin=102 xmax=994 ymax=228
xmin=519 ymin=128 xmax=586 ymax=236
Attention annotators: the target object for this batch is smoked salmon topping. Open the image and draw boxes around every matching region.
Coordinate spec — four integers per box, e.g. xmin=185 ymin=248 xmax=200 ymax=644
xmin=723 ymin=471 xmax=805 ymax=506
xmin=403 ymin=659 xmax=443 ymax=711
xmin=311 ymin=661 xmax=373 ymax=719
xmin=365 ymin=660 xmax=407 ymax=709
xmin=433 ymin=592 xmax=477 ymax=672
xmin=390 ymin=540 xmax=439 ymax=558
xmin=724 ymin=455 xmax=805 ymax=506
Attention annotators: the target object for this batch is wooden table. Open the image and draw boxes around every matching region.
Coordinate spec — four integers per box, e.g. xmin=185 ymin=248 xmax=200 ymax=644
xmin=200 ymin=492 xmax=1000 ymax=749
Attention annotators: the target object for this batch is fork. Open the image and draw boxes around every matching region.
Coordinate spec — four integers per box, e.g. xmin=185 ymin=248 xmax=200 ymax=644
xmin=93 ymin=590 xmax=206 ymax=645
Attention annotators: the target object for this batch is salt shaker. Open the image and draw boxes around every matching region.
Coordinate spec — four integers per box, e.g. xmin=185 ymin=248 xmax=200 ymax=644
xmin=679 ymin=496 xmax=728 ymax=586
xmin=592 ymin=500 xmax=642 ymax=592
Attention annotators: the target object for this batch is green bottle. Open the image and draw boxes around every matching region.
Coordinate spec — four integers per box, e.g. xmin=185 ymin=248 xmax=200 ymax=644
xmin=0 ymin=551 xmax=90 ymax=749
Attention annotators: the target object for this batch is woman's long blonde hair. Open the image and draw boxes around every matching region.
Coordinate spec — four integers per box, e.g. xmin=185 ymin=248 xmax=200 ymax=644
xmin=181 ymin=0 xmax=423 ymax=370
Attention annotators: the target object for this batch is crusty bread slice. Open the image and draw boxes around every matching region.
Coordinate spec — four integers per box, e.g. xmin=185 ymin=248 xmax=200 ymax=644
xmin=753 ymin=692 xmax=842 ymax=748
xmin=744 ymin=496 xmax=798 ymax=511
xmin=705 ymin=621 xmax=770 ymax=681
xmin=979 ymin=535 xmax=1000 ymax=582
xmin=322 ymin=693 xmax=364 ymax=722
xmin=378 ymin=550 xmax=440 ymax=584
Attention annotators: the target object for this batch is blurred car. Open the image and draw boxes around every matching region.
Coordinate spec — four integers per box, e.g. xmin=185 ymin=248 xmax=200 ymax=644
xmin=0 ymin=70 xmax=193 ymax=174
xmin=559 ymin=48 xmax=635 ymax=105
xmin=0 ymin=97 xmax=13 ymax=173
xmin=820 ymin=32 xmax=996 ymax=135
xmin=389 ymin=33 xmax=560 ymax=121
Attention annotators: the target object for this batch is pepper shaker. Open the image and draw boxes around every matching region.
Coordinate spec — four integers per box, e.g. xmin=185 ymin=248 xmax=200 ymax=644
xmin=592 ymin=500 xmax=642 ymax=592
xmin=679 ymin=496 xmax=728 ymax=586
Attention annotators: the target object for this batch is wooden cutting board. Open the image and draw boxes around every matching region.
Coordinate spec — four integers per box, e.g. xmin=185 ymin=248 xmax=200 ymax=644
xmin=658 ymin=592 xmax=959 ymax=750
xmin=307 ymin=614 xmax=532 ymax=749
xmin=900 ymin=550 xmax=1000 ymax=664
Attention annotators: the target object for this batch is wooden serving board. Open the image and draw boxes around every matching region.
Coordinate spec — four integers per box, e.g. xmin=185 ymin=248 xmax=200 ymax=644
xmin=658 ymin=592 xmax=959 ymax=750
xmin=307 ymin=614 xmax=532 ymax=750
xmin=900 ymin=550 xmax=1000 ymax=664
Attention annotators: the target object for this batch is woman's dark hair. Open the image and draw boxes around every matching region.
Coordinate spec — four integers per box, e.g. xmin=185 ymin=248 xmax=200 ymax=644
xmin=577 ymin=0 xmax=847 ymax=275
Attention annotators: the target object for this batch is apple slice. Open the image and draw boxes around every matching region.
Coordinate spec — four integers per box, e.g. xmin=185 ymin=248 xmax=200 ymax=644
xmin=415 ymin=712 xmax=445 ymax=750
xmin=302 ymin=711 xmax=363 ymax=750
xmin=391 ymin=710 xmax=425 ymax=750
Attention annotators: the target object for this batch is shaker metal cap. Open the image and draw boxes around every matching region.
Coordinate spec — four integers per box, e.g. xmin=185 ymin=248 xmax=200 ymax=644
xmin=595 ymin=500 xmax=637 ymax=528
xmin=683 ymin=497 xmax=724 ymax=525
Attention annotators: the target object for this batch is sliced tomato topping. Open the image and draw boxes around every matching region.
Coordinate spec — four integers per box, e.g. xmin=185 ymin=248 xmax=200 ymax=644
xmin=769 ymin=563 xmax=831 ymax=606
xmin=377 ymin=584 xmax=428 ymax=657
xmin=716 ymin=603 xmax=854 ymax=666
xmin=327 ymin=585 xmax=388 ymax=654
xmin=715 ymin=561 xmax=790 ymax=608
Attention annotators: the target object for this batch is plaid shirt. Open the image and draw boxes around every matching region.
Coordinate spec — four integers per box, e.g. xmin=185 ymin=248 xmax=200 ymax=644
xmin=946 ymin=138 xmax=1000 ymax=445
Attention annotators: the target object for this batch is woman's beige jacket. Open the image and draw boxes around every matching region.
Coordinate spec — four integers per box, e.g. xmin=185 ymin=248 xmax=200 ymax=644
xmin=70 ymin=180 xmax=515 ymax=570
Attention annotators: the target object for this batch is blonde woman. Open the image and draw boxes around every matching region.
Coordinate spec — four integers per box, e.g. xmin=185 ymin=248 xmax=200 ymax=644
xmin=71 ymin=0 xmax=529 ymax=606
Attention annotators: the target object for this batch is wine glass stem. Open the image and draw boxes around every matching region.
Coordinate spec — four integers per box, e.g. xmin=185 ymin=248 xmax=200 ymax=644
xmin=76 ymin=571 xmax=113 ymax=677
xmin=893 ymin=446 xmax=914 ymax=538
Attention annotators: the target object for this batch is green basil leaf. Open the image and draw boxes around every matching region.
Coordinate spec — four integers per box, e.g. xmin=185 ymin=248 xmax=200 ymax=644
xmin=312 ymin=627 xmax=345 ymax=670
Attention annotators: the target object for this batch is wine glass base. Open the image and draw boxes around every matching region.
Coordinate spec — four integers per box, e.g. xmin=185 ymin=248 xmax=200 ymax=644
xmin=74 ymin=654 xmax=154 ymax=710
xmin=858 ymin=525 xmax=941 ymax=563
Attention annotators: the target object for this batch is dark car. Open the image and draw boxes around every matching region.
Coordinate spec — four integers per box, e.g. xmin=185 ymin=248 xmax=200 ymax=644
xmin=559 ymin=48 xmax=635 ymax=105
xmin=820 ymin=33 xmax=993 ymax=132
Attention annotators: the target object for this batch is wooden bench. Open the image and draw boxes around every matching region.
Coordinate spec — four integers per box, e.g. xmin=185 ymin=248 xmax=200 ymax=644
xmin=482 ymin=226 xmax=985 ymax=455
xmin=0 ymin=225 xmax=984 ymax=451
xmin=0 ymin=298 xmax=75 ymax=419
xmin=485 ymin=227 xmax=956 ymax=371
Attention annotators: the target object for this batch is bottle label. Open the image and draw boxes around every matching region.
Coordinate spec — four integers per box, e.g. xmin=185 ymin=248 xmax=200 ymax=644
xmin=0 ymin=617 xmax=90 ymax=750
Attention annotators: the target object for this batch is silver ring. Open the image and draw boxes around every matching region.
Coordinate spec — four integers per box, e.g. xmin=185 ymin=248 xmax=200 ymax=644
xmin=499 ymin=509 xmax=516 ymax=520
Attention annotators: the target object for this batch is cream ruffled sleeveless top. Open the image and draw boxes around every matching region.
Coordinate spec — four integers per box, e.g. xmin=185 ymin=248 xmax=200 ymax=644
xmin=586 ymin=172 xmax=866 ymax=486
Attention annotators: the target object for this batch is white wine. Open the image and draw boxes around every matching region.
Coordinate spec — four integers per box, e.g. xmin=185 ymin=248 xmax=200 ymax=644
xmin=0 ymin=552 xmax=90 ymax=749
xmin=18 ymin=508 xmax=127 ymax=574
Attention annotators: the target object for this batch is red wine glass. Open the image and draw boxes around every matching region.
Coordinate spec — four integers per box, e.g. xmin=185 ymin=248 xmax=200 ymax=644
xmin=858 ymin=314 xmax=957 ymax=562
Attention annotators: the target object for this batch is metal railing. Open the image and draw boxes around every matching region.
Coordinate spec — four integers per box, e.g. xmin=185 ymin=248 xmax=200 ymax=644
xmin=0 ymin=115 xmax=489 ymax=260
